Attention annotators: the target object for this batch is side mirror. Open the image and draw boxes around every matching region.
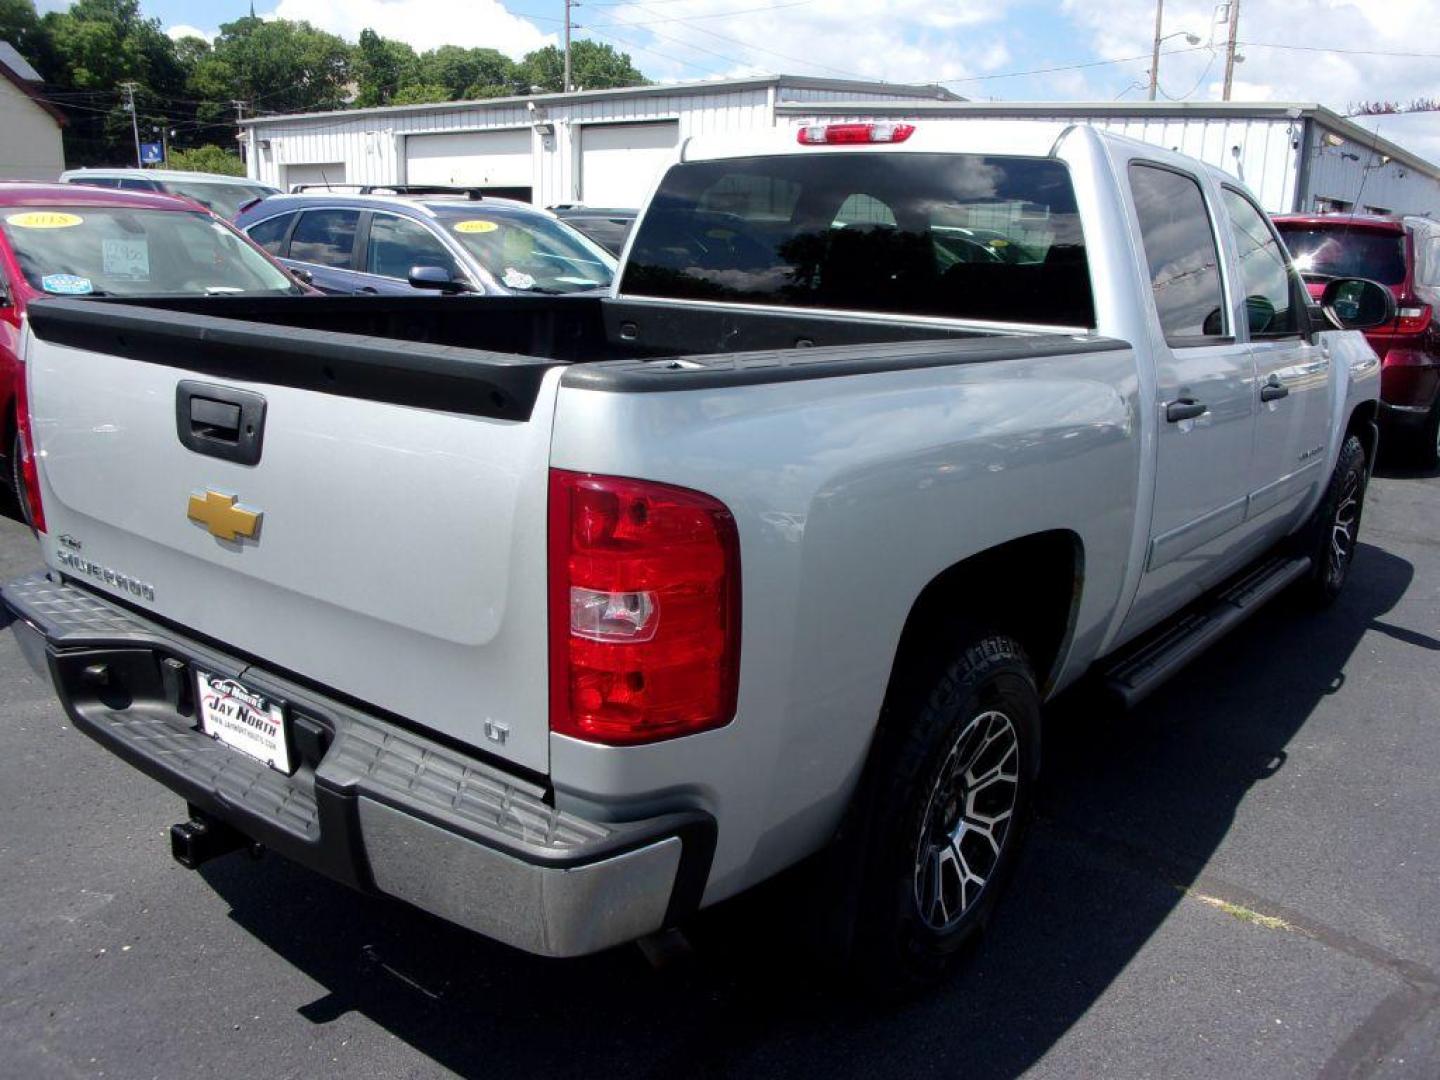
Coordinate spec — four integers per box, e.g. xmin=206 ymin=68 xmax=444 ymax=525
xmin=1319 ymin=277 xmax=1397 ymax=331
xmin=408 ymin=265 xmax=468 ymax=293
xmin=289 ymin=267 xmax=313 ymax=286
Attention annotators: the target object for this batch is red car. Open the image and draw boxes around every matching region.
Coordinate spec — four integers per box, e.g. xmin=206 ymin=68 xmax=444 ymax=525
xmin=1274 ymin=214 xmax=1440 ymax=467
xmin=1 ymin=183 xmax=312 ymax=522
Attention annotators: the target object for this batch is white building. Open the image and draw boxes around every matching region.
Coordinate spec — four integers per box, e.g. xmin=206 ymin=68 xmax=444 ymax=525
xmin=781 ymin=100 xmax=1440 ymax=218
xmin=239 ymin=75 xmax=960 ymax=206
xmin=241 ymin=82 xmax=1440 ymax=218
xmin=0 ymin=41 xmax=65 ymax=182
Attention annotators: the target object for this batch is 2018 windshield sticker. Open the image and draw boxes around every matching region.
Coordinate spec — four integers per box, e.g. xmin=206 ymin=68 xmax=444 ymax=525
xmin=102 ymin=237 xmax=149 ymax=278
xmin=7 ymin=211 xmax=83 ymax=229
xmin=41 ymin=274 xmax=94 ymax=295
xmin=454 ymin=220 xmax=498 ymax=234
xmin=502 ymin=268 xmax=536 ymax=289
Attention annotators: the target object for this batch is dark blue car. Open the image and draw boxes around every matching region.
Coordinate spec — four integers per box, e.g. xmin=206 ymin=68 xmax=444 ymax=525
xmin=234 ymin=187 xmax=617 ymax=296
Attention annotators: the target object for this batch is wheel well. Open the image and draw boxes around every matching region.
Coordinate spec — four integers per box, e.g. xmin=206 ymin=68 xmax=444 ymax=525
xmin=1346 ymin=400 xmax=1379 ymax=466
xmin=885 ymin=531 xmax=1083 ymax=703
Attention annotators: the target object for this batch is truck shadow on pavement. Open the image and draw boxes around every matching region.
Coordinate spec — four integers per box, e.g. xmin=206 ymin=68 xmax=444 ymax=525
xmin=198 ymin=542 xmax=1416 ymax=1079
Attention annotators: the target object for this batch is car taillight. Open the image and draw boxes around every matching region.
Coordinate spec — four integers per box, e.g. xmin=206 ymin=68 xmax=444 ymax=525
xmin=796 ymin=122 xmax=915 ymax=145
xmin=549 ymin=470 xmax=740 ymax=745
xmin=13 ymin=364 xmax=45 ymax=533
xmin=1395 ymin=304 xmax=1431 ymax=334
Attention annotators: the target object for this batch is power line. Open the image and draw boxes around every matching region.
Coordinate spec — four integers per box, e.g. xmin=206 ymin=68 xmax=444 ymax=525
xmin=1237 ymin=40 xmax=1440 ymax=59
xmin=939 ymin=44 xmax=1210 ymax=84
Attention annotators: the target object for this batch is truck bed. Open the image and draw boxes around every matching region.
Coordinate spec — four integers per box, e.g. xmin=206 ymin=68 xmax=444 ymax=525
xmin=27 ymin=295 xmax=1110 ymax=421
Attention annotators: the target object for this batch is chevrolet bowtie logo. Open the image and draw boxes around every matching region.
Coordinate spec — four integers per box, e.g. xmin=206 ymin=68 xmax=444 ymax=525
xmin=187 ymin=490 xmax=263 ymax=543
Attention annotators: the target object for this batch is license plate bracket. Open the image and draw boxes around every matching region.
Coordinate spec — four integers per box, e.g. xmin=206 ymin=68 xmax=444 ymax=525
xmin=195 ymin=669 xmax=293 ymax=775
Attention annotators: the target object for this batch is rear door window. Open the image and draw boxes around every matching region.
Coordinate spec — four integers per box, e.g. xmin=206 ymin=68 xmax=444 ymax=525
xmin=288 ymin=209 xmax=359 ymax=268
xmin=246 ymin=212 xmax=296 ymax=256
xmin=1128 ymin=163 xmax=1228 ymax=343
xmin=622 ymin=153 xmax=1094 ymax=327
xmin=1221 ymin=188 xmax=1300 ymax=337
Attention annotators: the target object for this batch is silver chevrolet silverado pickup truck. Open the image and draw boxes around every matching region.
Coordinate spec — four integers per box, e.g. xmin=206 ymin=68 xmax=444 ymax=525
xmin=3 ymin=121 xmax=1396 ymax=983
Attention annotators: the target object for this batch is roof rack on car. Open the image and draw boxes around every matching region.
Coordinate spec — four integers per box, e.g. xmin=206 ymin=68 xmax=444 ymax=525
xmin=289 ymin=183 xmax=367 ymax=193
xmin=359 ymin=185 xmax=485 ymax=199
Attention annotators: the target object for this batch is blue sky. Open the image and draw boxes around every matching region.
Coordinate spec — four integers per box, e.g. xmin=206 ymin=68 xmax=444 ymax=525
xmin=41 ymin=0 xmax=1440 ymax=160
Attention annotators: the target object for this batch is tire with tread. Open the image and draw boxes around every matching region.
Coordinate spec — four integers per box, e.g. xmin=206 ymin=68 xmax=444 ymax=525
xmin=844 ymin=631 xmax=1041 ymax=988
xmin=1295 ymin=433 xmax=1368 ymax=606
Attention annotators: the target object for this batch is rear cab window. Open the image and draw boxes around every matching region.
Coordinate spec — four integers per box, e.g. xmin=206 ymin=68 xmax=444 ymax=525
xmin=621 ymin=153 xmax=1095 ymax=327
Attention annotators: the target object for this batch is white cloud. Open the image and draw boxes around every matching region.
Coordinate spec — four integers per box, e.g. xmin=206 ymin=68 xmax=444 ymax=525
xmin=262 ymin=0 xmax=554 ymax=58
xmin=585 ymin=0 xmax=1010 ymax=87
xmin=166 ymin=25 xmax=216 ymax=44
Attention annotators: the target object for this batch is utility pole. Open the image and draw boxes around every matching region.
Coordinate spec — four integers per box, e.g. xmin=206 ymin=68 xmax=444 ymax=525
xmin=121 ymin=81 xmax=141 ymax=167
xmin=563 ymin=0 xmax=575 ymax=93
xmin=1147 ymin=0 xmax=1164 ymax=101
xmin=1221 ymin=0 xmax=1240 ymax=101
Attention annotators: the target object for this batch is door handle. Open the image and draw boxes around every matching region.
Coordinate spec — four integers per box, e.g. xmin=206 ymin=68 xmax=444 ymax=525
xmin=358 ymin=286 xmax=379 ymax=294
xmin=1165 ymin=398 xmax=1207 ymax=422
xmin=1260 ymin=381 xmax=1290 ymax=402
xmin=176 ymin=380 xmax=267 ymax=466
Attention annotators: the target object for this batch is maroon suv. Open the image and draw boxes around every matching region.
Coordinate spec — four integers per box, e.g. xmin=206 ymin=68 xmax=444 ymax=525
xmin=1275 ymin=214 xmax=1440 ymax=466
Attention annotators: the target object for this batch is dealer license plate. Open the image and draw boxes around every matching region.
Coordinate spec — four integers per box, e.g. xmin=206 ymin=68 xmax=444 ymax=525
xmin=195 ymin=670 xmax=292 ymax=774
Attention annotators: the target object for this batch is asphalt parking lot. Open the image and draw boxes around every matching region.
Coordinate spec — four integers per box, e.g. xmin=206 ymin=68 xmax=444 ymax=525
xmin=1 ymin=459 xmax=1437 ymax=1080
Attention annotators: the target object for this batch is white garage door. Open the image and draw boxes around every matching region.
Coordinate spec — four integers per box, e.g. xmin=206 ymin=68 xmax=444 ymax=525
xmin=285 ymin=162 xmax=345 ymax=190
xmin=406 ymin=129 xmax=533 ymax=199
xmin=579 ymin=122 xmax=679 ymax=208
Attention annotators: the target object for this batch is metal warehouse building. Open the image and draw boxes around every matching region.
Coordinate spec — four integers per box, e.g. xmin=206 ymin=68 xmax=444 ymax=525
xmin=242 ymin=83 xmax=1440 ymax=218
xmin=238 ymin=75 xmax=960 ymax=206
xmin=781 ymin=100 xmax=1440 ymax=218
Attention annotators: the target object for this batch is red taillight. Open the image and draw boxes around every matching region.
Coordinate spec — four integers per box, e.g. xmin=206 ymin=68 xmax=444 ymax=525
xmin=13 ymin=363 xmax=45 ymax=533
xmin=548 ymin=470 xmax=740 ymax=745
xmin=1394 ymin=303 xmax=1431 ymax=334
xmin=796 ymin=122 xmax=915 ymax=146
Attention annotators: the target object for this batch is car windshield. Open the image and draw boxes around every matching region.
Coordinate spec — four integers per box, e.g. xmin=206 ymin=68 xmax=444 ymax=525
xmin=162 ymin=180 xmax=278 ymax=220
xmin=1275 ymin=224 xmax=1407 ymax=285
xmin=435 ymin=209 xmax=616 ymax=293
xmin=621 ymin=152 xmax=1094 ymax=327
xmin=2 ymin=206 xmax=300 ymax=297
xmin=562 ymin=215 xmax=635 ymax=255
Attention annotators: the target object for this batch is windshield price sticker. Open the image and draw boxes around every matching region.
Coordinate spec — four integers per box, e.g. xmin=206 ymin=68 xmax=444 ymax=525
xmin=196 ymin=670 xmax=292 ymax=774
xmin=7 ymin=211 xmax=83 ymax=229
xmin=454 ymin=219 xmax=499 ymax=234
xmin=102 ymin=237 xmax=150 ymax=278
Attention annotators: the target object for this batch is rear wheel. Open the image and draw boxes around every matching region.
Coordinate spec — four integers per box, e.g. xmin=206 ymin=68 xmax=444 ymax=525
xmin=9 ymin=427 xmax=30 ymax=526
xmin=848 ymin=632 xmax=1041 ymax=987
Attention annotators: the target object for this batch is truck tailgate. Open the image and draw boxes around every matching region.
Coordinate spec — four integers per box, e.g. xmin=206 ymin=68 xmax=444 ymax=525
xmin=24 ymin=300 xmax=561 ymax=773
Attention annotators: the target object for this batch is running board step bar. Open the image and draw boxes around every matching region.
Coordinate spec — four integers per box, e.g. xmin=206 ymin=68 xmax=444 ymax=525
xmin=1101 ymin=555 xmax=1312 ymax=709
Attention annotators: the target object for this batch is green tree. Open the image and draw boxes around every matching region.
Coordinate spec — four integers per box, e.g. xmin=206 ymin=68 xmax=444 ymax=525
xmin=0 ymin=0 xmax=43 ymax=62
xmin=166 ymin=143 xmax=245 ymax=175
xmin=390 ymin=82 xmax=451 ymax=106
xmin=189 ymin=16 xmax=352 ymax=125
xmin=354 ymin=27 xmax=417 ymax=107
xmin=518 ymin=40 xmax=645 ymax=93
xmin=171 ymin=32 xmax=210 ymax=73
xmin=415 ymin=44 xmax=518 ymax=100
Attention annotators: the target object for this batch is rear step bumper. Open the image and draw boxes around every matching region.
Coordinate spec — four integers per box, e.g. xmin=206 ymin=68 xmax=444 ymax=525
xmin=3 ymin=571 xmax=714 ymax=958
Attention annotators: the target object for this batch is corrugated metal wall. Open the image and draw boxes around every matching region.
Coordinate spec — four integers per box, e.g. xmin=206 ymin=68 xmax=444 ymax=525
xmin=1303 ymin=125 xmax=1440 ymax=217
xmin=782 ymin=110 xmax=1306 ymax=212
xmin=248 ymin=83 xmax=944 ymax=205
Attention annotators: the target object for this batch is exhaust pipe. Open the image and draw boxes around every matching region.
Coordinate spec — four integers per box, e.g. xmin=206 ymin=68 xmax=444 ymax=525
xmin=170 ymin=806 xmax=259 ymax=869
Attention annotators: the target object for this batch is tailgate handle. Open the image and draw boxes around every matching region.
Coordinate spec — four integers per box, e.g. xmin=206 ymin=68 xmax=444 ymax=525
xmin=176 ymin=381 xmax=266 ymax=466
